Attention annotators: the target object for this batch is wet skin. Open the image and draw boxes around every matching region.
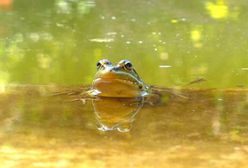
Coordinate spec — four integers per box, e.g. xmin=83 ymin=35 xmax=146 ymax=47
xmin=90 ymin=59 xmax=149 ymax=98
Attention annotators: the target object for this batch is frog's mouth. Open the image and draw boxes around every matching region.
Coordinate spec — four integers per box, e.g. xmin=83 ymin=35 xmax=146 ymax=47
xmin=91 ymin=77 xmax=142 ymax=98
xmin=95 ymin=77 xmax=138 ymax=86
xmin=94 ymin=70 xmax=141 ymax=86
xmin=93 ymin=77 xmax=140 ymax=90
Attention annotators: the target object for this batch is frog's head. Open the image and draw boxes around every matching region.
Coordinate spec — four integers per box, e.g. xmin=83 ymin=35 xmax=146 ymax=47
xmin=91 ymin=59 xmax=147 ymax=97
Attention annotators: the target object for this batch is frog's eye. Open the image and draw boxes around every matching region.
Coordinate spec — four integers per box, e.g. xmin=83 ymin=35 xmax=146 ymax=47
xmin=118 ymin=60 xmax=134 ymax=71
xmin=124 ymin=62 xmax=133 ymax=70
xmin=96 ymin=59 xmax=112 ymax=70
xmin=96 ymin=61 xmax=103 ymax=70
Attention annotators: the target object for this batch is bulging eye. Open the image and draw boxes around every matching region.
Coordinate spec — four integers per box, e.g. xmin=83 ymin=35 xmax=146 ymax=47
xmin=96 ymin=59 xmax=112 ymax=70
xmin=118 ymin=60 xmax=134 ymax=71
xmin=124 ymin=62 xmax=133 ymax=70
xmin=96 ymin=61 xmax=102 ymax=69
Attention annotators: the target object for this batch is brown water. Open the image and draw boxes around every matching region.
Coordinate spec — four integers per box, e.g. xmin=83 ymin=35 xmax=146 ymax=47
xmin=0 ymin=85 xmax=248 ymax=168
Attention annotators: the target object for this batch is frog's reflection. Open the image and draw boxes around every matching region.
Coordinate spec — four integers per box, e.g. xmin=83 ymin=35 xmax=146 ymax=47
xmin=92 ymin=97 xmax=144 ymax=132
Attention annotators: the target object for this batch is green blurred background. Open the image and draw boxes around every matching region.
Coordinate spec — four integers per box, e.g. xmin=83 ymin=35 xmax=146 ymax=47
xmin=0 ymin=0 xmax=248 ymax=88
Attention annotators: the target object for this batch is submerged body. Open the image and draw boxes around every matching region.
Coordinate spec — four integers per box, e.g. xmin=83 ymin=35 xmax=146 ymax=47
xmin=90 ymin=59 xmax=149 ymax=98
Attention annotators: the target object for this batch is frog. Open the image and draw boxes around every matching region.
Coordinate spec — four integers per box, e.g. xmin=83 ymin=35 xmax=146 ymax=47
xmin=54 ymin=59 xmax=185 ymax=103
xmin=89 ymin=59 xmax=150 ymax=98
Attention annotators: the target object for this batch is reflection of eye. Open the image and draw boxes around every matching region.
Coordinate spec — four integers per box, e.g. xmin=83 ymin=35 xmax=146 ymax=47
xmin=124 ymin=62 xmax=133 ymax=70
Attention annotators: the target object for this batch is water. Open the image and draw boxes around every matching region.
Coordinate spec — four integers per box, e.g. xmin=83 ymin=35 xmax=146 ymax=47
xmin=0 ymin=86 xmax=248 ymax=167
xmin=1 ymin=0 xmax=248 ymax=167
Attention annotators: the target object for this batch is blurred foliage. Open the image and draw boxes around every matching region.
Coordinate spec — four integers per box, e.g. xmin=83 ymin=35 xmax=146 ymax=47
xmin=0 ymin=0 xmax=248 ymax=87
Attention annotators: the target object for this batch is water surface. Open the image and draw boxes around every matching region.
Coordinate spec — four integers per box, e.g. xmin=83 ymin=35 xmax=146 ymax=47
xmin=0 ymin=86 xmax=248 ymax=167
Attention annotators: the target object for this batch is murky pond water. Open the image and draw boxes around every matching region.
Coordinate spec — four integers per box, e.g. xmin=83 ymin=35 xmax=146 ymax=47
xmin=1 ymin=0 xmax=248 ymax=167
xmin=0 ymin=86 xmax=248 ymax=167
